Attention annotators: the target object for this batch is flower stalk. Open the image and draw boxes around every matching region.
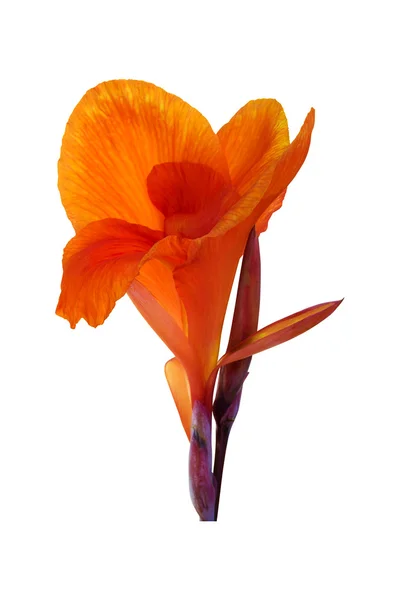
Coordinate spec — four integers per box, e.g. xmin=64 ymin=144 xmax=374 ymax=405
xmin=189 ymin=401 xmax=216 ymax=521
xmin=55 ymin=81 xmax=342 ymax=521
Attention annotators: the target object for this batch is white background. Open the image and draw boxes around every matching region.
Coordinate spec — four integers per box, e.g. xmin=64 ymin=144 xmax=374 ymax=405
xmin=1 ymin=0 xmax=399 ymax=598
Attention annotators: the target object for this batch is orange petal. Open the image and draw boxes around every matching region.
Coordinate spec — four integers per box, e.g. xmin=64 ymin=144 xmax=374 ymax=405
xmin=218 ymin=99 xmax=289 ymax=195
xmin=264 ymin=109 xmax=315 ymax=200
xmin=130 ymin=228 xmax=249 ymax=390
xmin=130 ymin=231 xmax=248 ymax=432
xmin=59 ymin=80 xmax=230 ymax=233
xmin=56 ymin=219 xmax=163 ymax=328
xmin=127 ymin=280 xmax=204 ymax=403
xmin=173 ymin=228 xmax=251 ymax=385
xmin=219 ymin=300 xmax=343 ymax=366
xmin=209 ymin=109 xmax=315 ymax=239
xmin=135 ymin=234 xmax=193 ymax=331
xmin=147 ymin=161 xmax=238 ymax=238
xmin=129 ymin=236 xmax=207 ymax=403
xmin=165 ymin=358 xmax=192 ymax=440
xmin=255 ymin=188 xmax=287 ymax=235
xmin=134 ymin=255 xmax=187 ymax=332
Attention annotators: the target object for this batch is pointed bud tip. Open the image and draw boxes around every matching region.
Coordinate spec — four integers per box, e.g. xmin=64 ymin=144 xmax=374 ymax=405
xmin=333 ymin=298 xmax=344 ymax=308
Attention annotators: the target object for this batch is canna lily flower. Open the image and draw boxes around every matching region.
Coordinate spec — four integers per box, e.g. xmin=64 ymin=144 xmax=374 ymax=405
xmin=57 ymin=80 xmax=314 ymax=432
xmin=56 ymin=80 xmax=341 ymax=519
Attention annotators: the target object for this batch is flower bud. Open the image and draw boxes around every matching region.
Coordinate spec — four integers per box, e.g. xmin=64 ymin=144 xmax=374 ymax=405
xmin=213 ymin=227 xmax=260 ymax=426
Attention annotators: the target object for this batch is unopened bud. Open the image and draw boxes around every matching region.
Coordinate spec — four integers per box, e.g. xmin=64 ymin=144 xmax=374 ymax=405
xmin=213 ymin=227 xmax=261 ymax=426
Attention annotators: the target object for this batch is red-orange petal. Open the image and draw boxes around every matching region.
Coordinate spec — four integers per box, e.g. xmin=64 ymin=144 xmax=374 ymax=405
xmin=209 ymin=109 xmax=315 ymax=239
xmin=58 ymin=80 xmax=230 ymax=233
xmin=56 ymin=219 xmax=163 ymax=328
xmin=165 ymin=358 xmax=192 ymax=440
xmin=218 ymin=99 xmax=289 ymax=196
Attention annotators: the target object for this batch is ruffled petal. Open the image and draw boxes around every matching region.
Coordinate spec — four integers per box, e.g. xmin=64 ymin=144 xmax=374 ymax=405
xmin=59 ymin=80 xmax=230 ymax=233
xmin=218 ymin=99 xmax=289 ymax=195
xmin=165 ymin=358 xmax=192 ymax=439
xmin=209 ymin=109 xmax=315 ymax=239
xmin=56 ymin=219 xmax=163 ymax=328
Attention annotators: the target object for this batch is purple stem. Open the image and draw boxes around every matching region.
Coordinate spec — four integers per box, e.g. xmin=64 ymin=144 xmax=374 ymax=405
xmin=189 ymin=401 xmax=216 ymax=521
xmin=213 ymin=385 xmax=243 ymax=520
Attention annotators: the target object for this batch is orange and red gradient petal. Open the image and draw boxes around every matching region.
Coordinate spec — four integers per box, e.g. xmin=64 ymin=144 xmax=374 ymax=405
xmin=56 ymin=219 xmax=163 ymax=328
xmin=209 ymin=109 xmax=315 ymax=239
xmin=58 ymin=80 xmax=230 ymax=233
xmin=219 ymin=300 xmax=343 ymax=366
xmin=217 ymin=99 xmax=289 ymax=196
xmin=165 ymin=358 xmax=192 ymax=439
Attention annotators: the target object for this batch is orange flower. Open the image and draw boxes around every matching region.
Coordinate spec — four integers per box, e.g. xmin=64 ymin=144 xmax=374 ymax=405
xmin=56 ymin=80 xmax=315 ymax=438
